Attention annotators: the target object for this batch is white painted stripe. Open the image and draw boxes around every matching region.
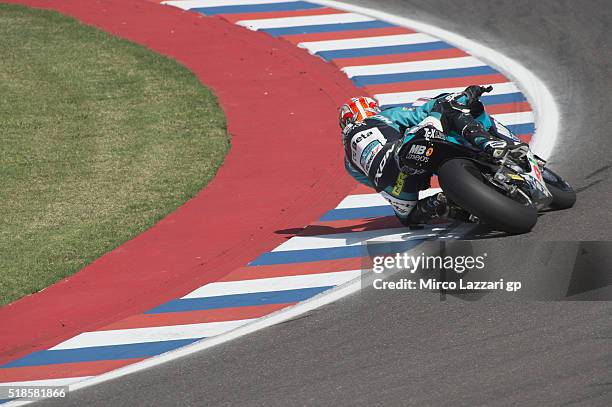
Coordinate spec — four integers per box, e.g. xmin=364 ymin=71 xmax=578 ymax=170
xmin=0 ymin=376 xmax=90 ymax=389
xmin=237 ymin=13 xmax=373 ymax=30
xmin=162 ymin=0 xmax=289 ymax=11
xmin=375 ymin=81 xmax=519 ymax=107
xmin=58 ymin=234 xmax=467 ymax=404
xmin=58 ymin=271 xmax=373 ymax=404
xmin=492 ymin=111 xmax=535 ymax=126
xmin=336 ymin=193 xmax=395 ymax=209
xmin=298 ymin=33 xmax=437 ymax=53
xmin=183 ymin=269 xmax=362 ymax=298
xmin=342 ymin=56 xmax=485 ymax=78
xmin=336 ymin=188 xmax=442 ymax=209
xmin=272 ymin=226 xmax=445 ymax=252
xmin=50 ymin=320 xmax=254 ymax=350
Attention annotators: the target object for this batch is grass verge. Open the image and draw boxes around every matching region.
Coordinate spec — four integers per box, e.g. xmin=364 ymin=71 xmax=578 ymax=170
xmin=0 ymin=4 xmax=229 ymax=305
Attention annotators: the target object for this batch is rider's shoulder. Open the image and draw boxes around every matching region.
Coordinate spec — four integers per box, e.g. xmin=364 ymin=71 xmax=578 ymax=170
xmin=370 ymin=114 xmax=394 ymax=125
xmin=342 ymin=114 xmax=400 ymax=139
xmin=343 ymin=118 xmax=379 ymax=135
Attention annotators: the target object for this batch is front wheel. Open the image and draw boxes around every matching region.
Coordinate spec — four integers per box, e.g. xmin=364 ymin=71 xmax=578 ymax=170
xmin=438 ymin=159 xmax=538 ymax=234
xmin=542 ymin=167 xmax=576 ymax=210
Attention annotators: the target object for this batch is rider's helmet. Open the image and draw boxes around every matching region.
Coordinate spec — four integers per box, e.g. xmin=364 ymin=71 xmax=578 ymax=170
xmin=339 ymin=96 xmax=380 ymax=130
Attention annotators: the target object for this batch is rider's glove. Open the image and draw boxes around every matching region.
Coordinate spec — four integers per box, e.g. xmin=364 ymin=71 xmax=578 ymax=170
xmin=483 ymin=140 xmax=530 ymax=159
xmin=462 ymin=85 xmax=493 ymax=106
xmin=483 ymin=139 xmax=509 ymax=158
xmin=458 ymin=85 xmax=493 ymax=117
xmin=508 ymin=142 xmax=530 ymax=159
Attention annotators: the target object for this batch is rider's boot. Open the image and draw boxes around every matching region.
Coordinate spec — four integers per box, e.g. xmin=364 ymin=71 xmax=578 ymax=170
xmin=405 ymin=193 xmax=449 ymax=228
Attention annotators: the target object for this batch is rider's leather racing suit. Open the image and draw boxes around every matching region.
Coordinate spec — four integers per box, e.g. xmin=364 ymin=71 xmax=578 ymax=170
xmin=342 ymin=93 xmax=505 ymax=225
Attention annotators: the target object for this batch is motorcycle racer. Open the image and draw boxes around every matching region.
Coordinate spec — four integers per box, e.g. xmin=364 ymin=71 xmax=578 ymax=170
xmin=340 ymin=85 xmax=528 ymax=227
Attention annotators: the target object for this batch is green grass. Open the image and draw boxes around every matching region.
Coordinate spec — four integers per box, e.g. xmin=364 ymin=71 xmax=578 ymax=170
xmin=0 ymin=4 xmax=229 ymax=305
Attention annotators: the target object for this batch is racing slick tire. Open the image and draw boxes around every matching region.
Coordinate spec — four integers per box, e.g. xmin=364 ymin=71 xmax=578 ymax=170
xmin=438 ymin=158 xmax=538 ymax=234
xmin=542 ymin=167 xmax=577 ymax=209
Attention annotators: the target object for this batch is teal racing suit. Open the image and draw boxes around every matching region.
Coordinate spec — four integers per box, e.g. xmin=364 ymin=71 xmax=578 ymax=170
xmin=342 ymin=93 xmax=498 ymax=225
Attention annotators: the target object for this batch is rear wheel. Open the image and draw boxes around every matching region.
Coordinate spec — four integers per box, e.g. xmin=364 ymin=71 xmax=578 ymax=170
xmin=438 ymin=159 xmax=537 ymax=234
xmin=542 ymin=167 xmax=576 ymax=209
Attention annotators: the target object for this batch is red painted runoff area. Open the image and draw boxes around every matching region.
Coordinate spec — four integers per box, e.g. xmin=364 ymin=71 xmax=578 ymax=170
xmin=0 ymin=0 xmax=360 ymax=365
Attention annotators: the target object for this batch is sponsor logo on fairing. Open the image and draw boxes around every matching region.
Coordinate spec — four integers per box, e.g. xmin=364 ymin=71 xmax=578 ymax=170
xmin=409 ymin=144 xmax=427 ymax=155
xmin=405 ymin=144 xmax=431 ymax=162
xmin=406 ymin=154 xmax=430 ymax=162
xmin=407 ymin=123 xmax=444 ymax=140
xmin=391 ymin=172 xmax=407 ymax=197
xmin=424 ymin=127 xmax=445 ymax=140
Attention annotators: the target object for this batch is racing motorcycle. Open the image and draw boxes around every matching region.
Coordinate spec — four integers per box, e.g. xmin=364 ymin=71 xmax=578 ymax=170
xmin=400 ymin=89 xmax=576 ymax=234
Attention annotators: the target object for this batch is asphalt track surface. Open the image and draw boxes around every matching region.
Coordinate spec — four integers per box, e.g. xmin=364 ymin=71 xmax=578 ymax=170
xmin=43 ymin=1 xmax=612 ymax=406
